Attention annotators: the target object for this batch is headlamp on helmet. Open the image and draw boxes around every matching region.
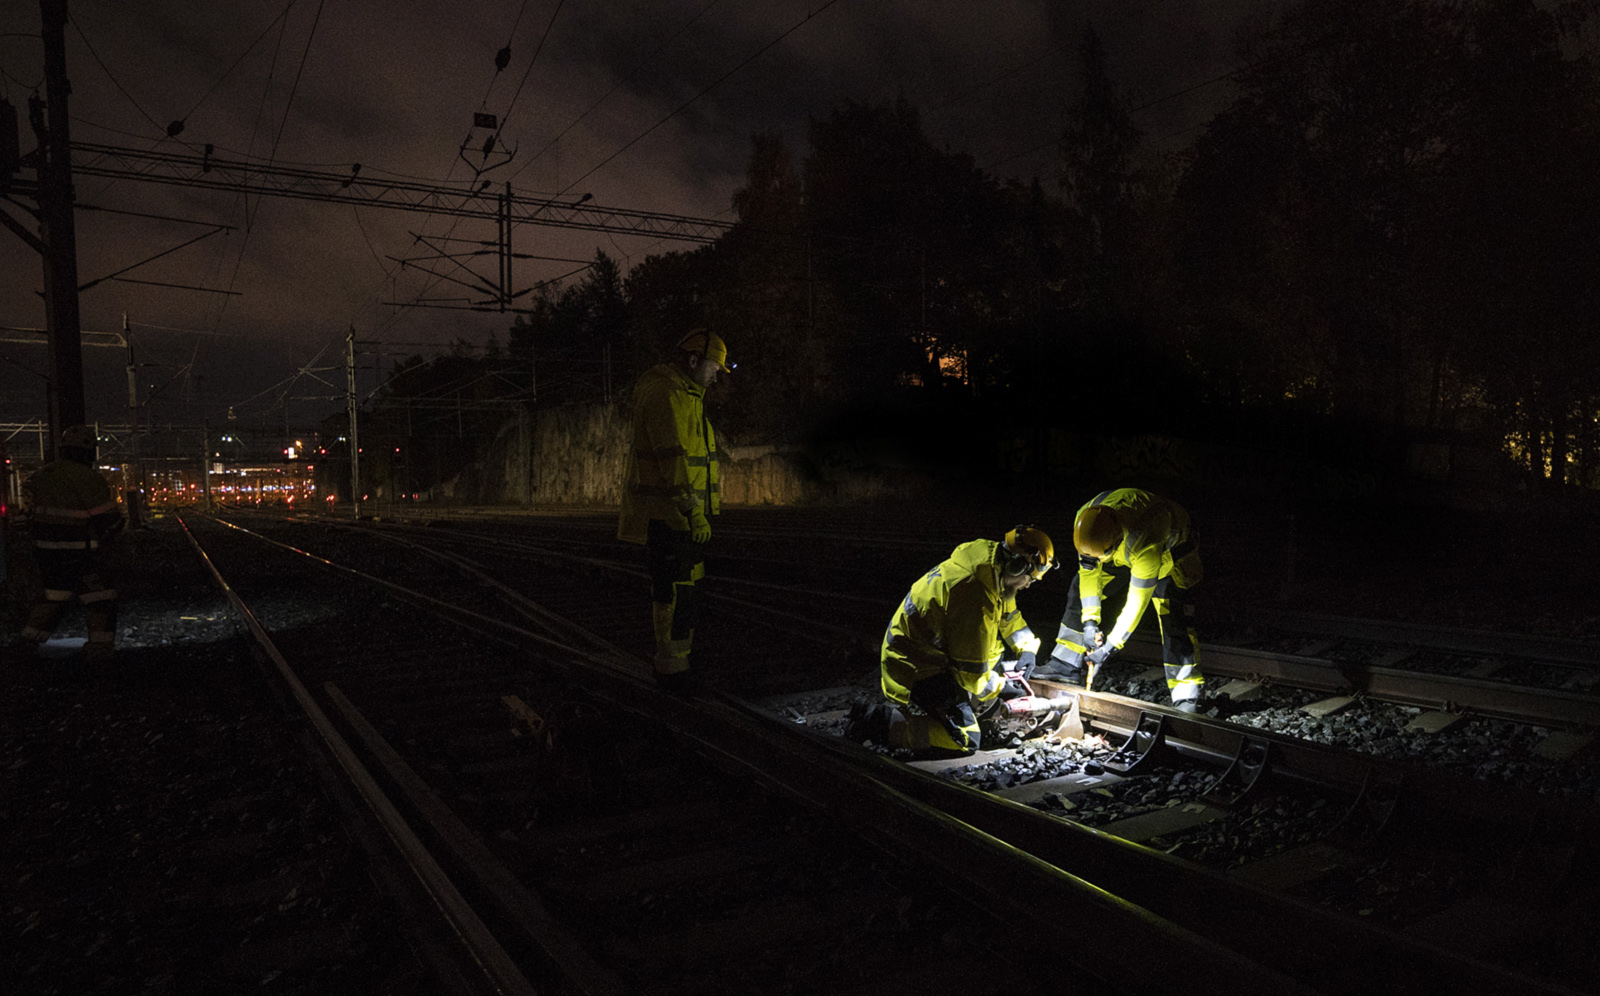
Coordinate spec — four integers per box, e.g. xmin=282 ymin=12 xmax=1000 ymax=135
xmin=677 ymin=328 xmax=733 ymax=373
xmin=1002 ymin=525 xmax=1056 ymax=580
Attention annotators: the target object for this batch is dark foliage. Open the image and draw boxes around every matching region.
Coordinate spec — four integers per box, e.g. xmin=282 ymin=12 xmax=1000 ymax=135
xmin=351 ymin=1 xmax=1600 ymax=498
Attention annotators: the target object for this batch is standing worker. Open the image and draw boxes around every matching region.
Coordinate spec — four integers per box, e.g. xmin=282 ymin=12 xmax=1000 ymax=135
xmin=617 ymin=329 xmax=730 ymax=692
xmin=1036 ymin=488 xmax=1206 ymax=709
xmin=17 ymin=426 xmax=124 ymax=663
xmin=846 ymin=527 xmax=1055 ymax=756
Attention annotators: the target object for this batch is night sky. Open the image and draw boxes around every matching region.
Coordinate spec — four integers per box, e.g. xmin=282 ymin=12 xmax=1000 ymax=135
xmin=1 ymin=0 xmax=1257 ymax=429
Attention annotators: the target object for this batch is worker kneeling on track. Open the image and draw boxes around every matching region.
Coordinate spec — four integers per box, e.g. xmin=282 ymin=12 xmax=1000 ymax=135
xmin=1034 ymin=488 xmax=1206 ymax=710
xmin=846 ymin=527 xmax=1054 ymax=757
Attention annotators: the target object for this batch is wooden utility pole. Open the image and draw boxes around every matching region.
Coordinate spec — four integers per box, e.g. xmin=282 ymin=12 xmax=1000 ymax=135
xmin=37 ymin=0 xmax=86 ymax=447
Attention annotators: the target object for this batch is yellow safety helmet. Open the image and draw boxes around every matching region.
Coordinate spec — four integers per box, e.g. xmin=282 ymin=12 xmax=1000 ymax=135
xmin=60 ymin=425 xmax=98 ymax=451
xmin=677 ymin=328 xmax=732 ymax=373
xmin=1002 ymin=525 xmax=1056 ymax=580
xmin=1073 ymin=504 xmax=1122 ymax=559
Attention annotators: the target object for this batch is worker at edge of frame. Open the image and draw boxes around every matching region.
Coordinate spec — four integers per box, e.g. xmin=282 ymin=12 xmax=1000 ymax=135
xmin=1033 ymin=487 xmax=1206 ymax=711
xmin=845 ymin=526 xmax=1055 ymax=757
xmin=616 ymin=328 xmax=731 ymax=694
xmin=17 ymin=425 xmax=125 ymax=664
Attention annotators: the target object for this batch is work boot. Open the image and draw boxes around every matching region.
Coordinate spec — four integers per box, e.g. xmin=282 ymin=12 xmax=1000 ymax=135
xmin=843 ymin=701 xmax=891 ymax=744
xmin=1173 ymin=693 xmax=1223 ymax=716
xmin=1031 ymin=654 xmax=1086 ymax=686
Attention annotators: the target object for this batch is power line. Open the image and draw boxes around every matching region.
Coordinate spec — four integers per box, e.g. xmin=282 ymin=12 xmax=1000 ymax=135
xmin=266 ymin=0 xmax=328 ymax=164
xmin=498 ymin=0 xmax=566 ymax=133
xmin=174 ymin=0 xmax=300 ymax=132
xmin=67 ymin=12 xmax=164 ymax=138
xmin=507 ymin=0 xmax=726 ymax=186
xmin=553 ymin=0 xmax=843 ymax=199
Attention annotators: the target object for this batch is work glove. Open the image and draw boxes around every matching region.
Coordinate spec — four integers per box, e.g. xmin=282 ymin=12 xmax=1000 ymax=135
xmin=1081 ymin=621 xmax=1102 ymax=649
xmin=1014 ymin=650 xmax=1037 ymax=678
xmin=1086 ymin=642 xmax=1116 ymax=668
xmin=688 ymin=507 xmax=712 ymax=544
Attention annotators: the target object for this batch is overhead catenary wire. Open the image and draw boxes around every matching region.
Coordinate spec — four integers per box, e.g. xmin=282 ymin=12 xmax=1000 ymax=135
xmin=496 ymin=0 xmax=566 ymax=137
xmin=210 ymin=0 xmax=330 ymax=345
xmin=173 ymin=0 xmax=300 ymax=134
xmin=477 ymin=0 xmax=534 ymax=109
xmin=265 ymin=0 xmax=328 ymax=173
xmin=66 ymin=13 xmax=164 ymax=137
xmin=212 ymin=6 xmax=294 ymax=324
xmin=550 ymin=0 xmax=843 ymax=201
xmin=377 ymin=1 xmax=569 ymax=339
xmin=505 ymin=0 xmax=726 ymax=187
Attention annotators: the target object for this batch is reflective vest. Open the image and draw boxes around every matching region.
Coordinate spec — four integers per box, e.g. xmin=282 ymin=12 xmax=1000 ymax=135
xmin=880 ymin=540 xmax=1042 ymax=705
xmin=618 ymin=362 xmax=720 ymax=544
xmin=22 ymin=459 xmax=121 ymax=551
xmin=1076 ymin=488 xmax=1198 ymax=649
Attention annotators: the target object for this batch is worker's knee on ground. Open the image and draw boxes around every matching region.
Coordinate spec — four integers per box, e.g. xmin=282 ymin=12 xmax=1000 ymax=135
xmin=912 ymin=715 xmax=979 ymax=754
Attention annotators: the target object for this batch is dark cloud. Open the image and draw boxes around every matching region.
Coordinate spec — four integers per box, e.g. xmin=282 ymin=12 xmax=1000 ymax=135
xmin=1 ymin=0 xmax=1253 ymax=427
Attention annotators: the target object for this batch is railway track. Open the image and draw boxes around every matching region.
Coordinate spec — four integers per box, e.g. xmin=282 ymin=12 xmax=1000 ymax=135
xmin=184 ymin=514 xmax=1294 ymax=995
xmin=188 ymin=510 xmax=1598 ymax=993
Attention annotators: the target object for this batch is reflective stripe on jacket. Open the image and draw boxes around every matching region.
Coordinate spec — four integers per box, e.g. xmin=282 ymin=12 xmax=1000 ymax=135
xmin=22 ymin=459 xmax=121 ymax=550
xmin=880 ymin=539 xmax=1041 ymax=705
xmin=617 ymin=362 xmax=720 ymax=544
xmin=1076 ymin=488 xmax=1197 ymax=649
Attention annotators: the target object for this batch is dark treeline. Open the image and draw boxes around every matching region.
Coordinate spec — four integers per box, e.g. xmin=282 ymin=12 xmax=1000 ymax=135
xmin=360 ymin=0 xmax=1600 ymax=497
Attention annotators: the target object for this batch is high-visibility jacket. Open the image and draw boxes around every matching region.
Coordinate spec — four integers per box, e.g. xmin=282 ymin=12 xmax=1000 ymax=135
xmin=1076 ymin=488 xmax=1200 ymax=650
xmin=618 ymin=362 xmax=720 ymax=544
xmin=21 ymin=459 xmax=122 ymax=552
xmin=881 ymin=540 xmax=1042 ymax=705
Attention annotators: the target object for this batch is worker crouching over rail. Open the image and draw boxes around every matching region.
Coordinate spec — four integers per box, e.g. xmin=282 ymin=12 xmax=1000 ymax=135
xmin=846 ymin=527 xmax=1054 ymax=757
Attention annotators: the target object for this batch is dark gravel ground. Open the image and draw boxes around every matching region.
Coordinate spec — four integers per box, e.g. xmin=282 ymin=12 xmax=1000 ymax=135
xmin=1 ymin=516 xmax=428 ymax=996
xmin=4 ymin=487 xmax=1599 ymax=994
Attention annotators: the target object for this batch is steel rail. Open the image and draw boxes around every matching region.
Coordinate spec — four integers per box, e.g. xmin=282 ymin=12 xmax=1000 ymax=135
xmin=322 ymin=683 xmax=632 ymax=996
xmin=1240 ymin=608 xmax=1600 ymax=666
xmin=780 ymin=708 xmax=1583 ymax=996
xmin=207 ymin=511 xmax=1593 ymax=994
xmin=316 ymin=512 xmax=892 ymax=603
xmin=206 ymin=515 xmax=1315 ymax=995
xmin=284 ymin=513 xmax=876 ymax=642
xmin=1117 ymin=636 xmax=1600 ymax=729
xmin=1044 ymin=684 xmax=1600 ymax=838
xmin=320 ymin=512 xmax=1600 ymax=728
xmin=175 ymin=515 xmax=540 ymax=996
xmin=205 ymin=516 xmax=627 ymax=669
